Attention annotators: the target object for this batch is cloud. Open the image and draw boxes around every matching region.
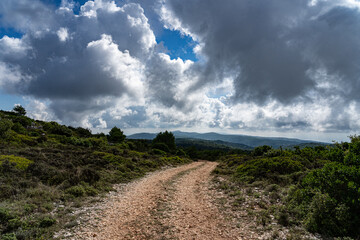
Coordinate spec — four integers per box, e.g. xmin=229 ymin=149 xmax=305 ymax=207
xmin=0 ymin=0 xmax=56 ymax=32
xmin=56 ymin=27 xmax=70 ymax=42
xmin=160 ymin=0 xmax=360 ymax=105
xmin=0 ymin=0 xmax=360 ymax=139
xmin=0 ymin=0 xmax=154 ymax=121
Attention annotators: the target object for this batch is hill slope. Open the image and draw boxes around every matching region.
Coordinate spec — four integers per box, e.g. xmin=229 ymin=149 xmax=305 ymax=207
xmin=129 ymin=130 xmax=329 ymax=149
xmin=175 ymin=138 xmax=253 ymax=150
xmin=0 ymin=110 xmax=190 ymax=239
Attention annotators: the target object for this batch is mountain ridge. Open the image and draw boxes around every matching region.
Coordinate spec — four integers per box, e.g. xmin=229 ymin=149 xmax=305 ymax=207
xmin=128 ymin=130 xmax=329 ymax=149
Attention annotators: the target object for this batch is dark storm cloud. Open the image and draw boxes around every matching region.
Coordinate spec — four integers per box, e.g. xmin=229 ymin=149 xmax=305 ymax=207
xmin=144 ymin=53 xmax=189 ymax=109
xmin=1 ymin=0 xmax=360 ymax=135
xmin=0 ymin=0 xmax=56 ymax=32
xmin=305 ymin=6 xmax=360 ymax=101
xmin=163 ymin=0 xmax=360 ymax=104
xmin=0 ymin=0 xmax=154 ymax=119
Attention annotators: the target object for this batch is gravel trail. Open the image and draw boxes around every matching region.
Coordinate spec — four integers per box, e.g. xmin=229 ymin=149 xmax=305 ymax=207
xmin=70 ymin=161 xmax=240 ymax=240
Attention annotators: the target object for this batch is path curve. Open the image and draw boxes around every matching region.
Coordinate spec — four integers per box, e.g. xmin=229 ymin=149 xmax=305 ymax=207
xmin=70 ymin=161 xmax=240 ymax=240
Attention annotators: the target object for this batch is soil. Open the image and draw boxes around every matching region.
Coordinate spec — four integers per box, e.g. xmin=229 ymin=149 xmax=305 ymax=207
xmin=64 ymin=161 xmax=244 ymax=240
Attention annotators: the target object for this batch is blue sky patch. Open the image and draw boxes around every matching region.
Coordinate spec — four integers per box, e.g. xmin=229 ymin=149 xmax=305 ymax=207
xmin=157 ymin=28 xmax=197 ymax=62
xmin=0 ymin=28 xmax=23 ymax=39
xmin=0 ymin=91 xmax=25 ymax=111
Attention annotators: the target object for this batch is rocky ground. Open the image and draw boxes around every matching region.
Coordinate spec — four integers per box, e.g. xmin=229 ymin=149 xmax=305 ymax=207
xmin=54 ymin=161 xmax=318 ymax=240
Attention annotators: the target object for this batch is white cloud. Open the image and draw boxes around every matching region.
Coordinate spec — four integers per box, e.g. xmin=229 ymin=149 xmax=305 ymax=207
xmin=1 ymin=0 xmax=360 ymax=142
xmin=26 ymin=98 xmax=57 ymax=122
xmin=0 ymin=63 xmax=30 ymax=92
xmin=158 ymin=1 xmax=197 ymax=40
xmin=80 ymin=0 xmax=120 ymax=18
xmin=96 ymin=118 xmax=107 ymax=129
xmin=87 ymin=34 xmax=145 ymax=100
xmin=56 ymin=27 xmax=69 ymax=42
xmin=0 ymin=36 xmax=30 ymax=57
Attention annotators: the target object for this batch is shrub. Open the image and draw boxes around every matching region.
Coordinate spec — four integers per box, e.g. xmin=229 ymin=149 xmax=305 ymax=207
xmin=288 ymin=162 xmax=360 ymax=237
xmin=0 ymin=155 xmax=33 ymax=170
xmin=176 ymin=149 xmax=187 ymax=157
xmin=88 ymin=137 xmax=106 ymax=148
xmin=11 ymin=123 xmax=26 ymax=134
xmin=234 ymin=156 xmax=304 ymax=183
xmin=253 ymin=145 xmax=272 ymax=156
xmin=152 ymin=142 xmax=170 ymax=153
xmin=83 ymin=185 xmax=98 ymax=196
xmin=1 ymin=233 xmax=17 ymax=240
xmin=108 ymin=126 xmax=126 ymax=143
xmin=67 ymin=137 xmax=92 ymax=147
xmin=0 ymin=119 xmax=13 ymax=138
xmin=39 ymin=216 xmax=56 ymax=228
xmin=12 ymin=116 xmax=32 ymax=128
xmin=8 ymin=133 xmax=38 ymax=146
xmin=43 ymin=122 xmax=72 ymax=136
xmin=153 ymin=131 xmax=176 ymax=151
xmin=12 ymin=105 xmax=26 ymax=116
xmin=79 ymin=167 xmax=100 ymax=184
xmin=74 ymin=127 xmax=92 ymax=138
xmin=65 ymin=185 xmax=86 ymax=197
xmin=0 ymin=207 xmax=14 ymax=222
xmin=151 ymin=148 xmax=167 ymax=156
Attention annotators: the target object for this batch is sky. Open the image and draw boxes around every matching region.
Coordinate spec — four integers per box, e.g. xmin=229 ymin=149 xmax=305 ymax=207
xmin=1 ymin=0 xmax=360 ymax=142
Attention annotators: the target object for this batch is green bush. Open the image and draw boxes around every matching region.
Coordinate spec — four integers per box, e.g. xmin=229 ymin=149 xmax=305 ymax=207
xmin=43 ymin=122 xmax=72 ymax=136
xmin=152 ymin=142 xmax=170 ymax=152
xmin=108 ymin=126 xmax=126 ymax=143
xmin=153 ymin=131 xmax=176 ymax=151
xmin=12 ymin=116 xmax=32 ymax=128
xmin=253 ymin=145 xmax=272 ymax=156
xmin=11 ymin=123 xmax=26 ymax=135
xmin=1 ymin=233 xmax=17 ymax=240
xmin=74 ymin=127 xmax=92 ymax=138
xmin=0 ymin=155 xmax=33 ymax=170
xmin=88 ymin=137 xmax=106 ymax=147
xmin=151 ymin=148 xmax=167 ymax=156
xmin=0 ymin=207 xmax=14 ymax=222
xmin=176 ymin=149 xmax=187 ymax=157
xmin=8 ymin=133 xmax=38 ymax=146
xmin=39 ymin=216 xmax=56 ymax=228
xmin=234 ymin=156 xmax=304 ymax=183
xmin=0 ymin=119 xmax=13 ymax=138
xmin=65 ymin=185 xmax=86 ymax=197
xmin=12 ymin=105 xmax=26 ymax=116
xmin=288 ymin=162 xmax=360 ymax=237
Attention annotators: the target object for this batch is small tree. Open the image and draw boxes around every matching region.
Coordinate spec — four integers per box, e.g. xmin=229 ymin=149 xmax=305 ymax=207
xmin=108 ymin=126 xmax=126 ymax=143
xmin=0 ymin=119 xmax=13 ymax=138
xmin=153 ymin=131 xmax=176 ymax=151
xmin=13 ymin=105 xmax=26 ymax=116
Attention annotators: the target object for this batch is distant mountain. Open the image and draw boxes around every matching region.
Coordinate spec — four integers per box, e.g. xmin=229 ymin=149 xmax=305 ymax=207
xmin=128 ymin=131 xmax=330 ymax=149
xmin=175 ymin=138 xmax=253 ymax=150
xmin=129 ymin=133 xmax=157 ymax=140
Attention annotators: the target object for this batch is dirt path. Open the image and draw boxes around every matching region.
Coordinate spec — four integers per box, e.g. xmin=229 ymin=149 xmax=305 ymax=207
xmin=70 ymin=161 xmax=241 ymax=240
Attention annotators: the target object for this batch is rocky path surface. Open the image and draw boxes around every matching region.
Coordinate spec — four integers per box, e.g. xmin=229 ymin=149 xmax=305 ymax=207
xmin=69 ymin=161 xmax=241 ymax=240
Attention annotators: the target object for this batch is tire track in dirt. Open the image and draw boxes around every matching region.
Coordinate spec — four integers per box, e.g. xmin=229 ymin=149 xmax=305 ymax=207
xmin=70 ymin=162 xmax=204 ymax=239
xmin=69 ymin=161 xmax=241 ymax=240
xmin=164 ymin=161 xmax=241 ymax=240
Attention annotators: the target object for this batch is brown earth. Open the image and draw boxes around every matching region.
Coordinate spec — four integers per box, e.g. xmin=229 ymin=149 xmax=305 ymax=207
xmin=67 ymin=161 xmax=243 ymax=240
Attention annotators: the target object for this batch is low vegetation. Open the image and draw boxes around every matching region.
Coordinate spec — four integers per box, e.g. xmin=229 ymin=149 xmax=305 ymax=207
xmin=214 ymin=140 xmax=360 ymax=239
xmin=0 ymin=108 xmax=190 ymax=239
xmin=2 ymin=105 xmax=358 ymax=239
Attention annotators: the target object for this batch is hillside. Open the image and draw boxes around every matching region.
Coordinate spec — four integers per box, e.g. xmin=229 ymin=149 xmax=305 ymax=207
xmin=1 ymin=109 xmax=358 ymax=239
xmin=175 ymin=138 xmax=253 ymax=150
xmin=129 ymin=130 xmax=329 ymax=149
xmin=0 ymin=110 xmax=190 ymax=239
